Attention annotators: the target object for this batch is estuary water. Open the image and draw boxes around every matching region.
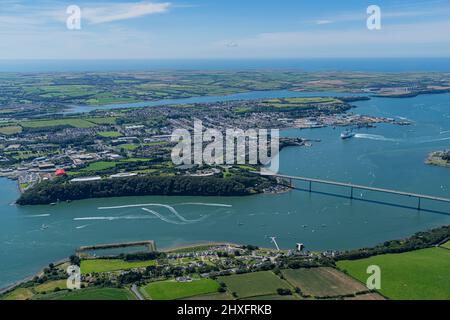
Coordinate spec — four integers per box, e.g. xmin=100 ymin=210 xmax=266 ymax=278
xmin=1 ymin=92 xmax=450 ymax=288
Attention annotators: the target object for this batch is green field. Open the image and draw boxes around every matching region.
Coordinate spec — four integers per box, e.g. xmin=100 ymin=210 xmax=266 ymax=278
xmin=80 ymin=259 xmax=157 ymax=274
xmin=80 ymin=161 xmax=118 ymax=172
xmin=440 ymin=240 xmax=450 ymax=250
xmin=1 ymin=287 xmax=34 ymax=300
xmin=34 ymin=280 xmax=67 ymax=293
xmin=337 ymin=248 xmax=450 ymax=300
xmin=47 ymin=288 xmax=135 ymax=300
xmin=77 ymin=158 xmax=150 ymax=173
xmin=183 ymin=292 xmax=233 ymax=300
xmin=0 ymin=125 xmax=22 ymax=135
xmin=243 ymin=294 xmax=300 ymax=300
xmin=86 ymin=117 xmax=117 ymax=125
xmin=21 ymin=118 xmax=97 ymax=129
xmin=141 ymin=279 xmax=220 ymax=300
xmin=98 ymin=131 xmax=123 ymax=138
xmin=118 ymin=143 xmax=139 ymax=150
xmin=281 ymin=267 xmax=368 ymax=298
xmin=218 ymin=271 xmax=291 ymax=299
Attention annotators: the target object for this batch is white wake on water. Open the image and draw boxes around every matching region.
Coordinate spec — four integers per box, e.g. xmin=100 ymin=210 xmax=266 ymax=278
xmin=74 ymin=215 xmax=155 ymax=221
xmin=354 ymin=134 xmax=400 ymax=142
xmin=97 ymin=203 xmax=209 ymax=225
xmin=27 ymin=214 xmax=51 ymax=218
xmin=141 ymin=208 xmax=186 ymax=225
xmin=176 ymin=202 xmax=232 ymax=208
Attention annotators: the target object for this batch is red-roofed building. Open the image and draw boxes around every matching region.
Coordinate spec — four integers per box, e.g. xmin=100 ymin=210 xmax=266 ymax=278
xmin=55 ymin=169 xmax=66 ymax=176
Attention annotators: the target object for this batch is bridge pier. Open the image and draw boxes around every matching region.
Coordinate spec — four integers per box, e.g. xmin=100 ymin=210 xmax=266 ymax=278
xmin=271 ymin=173 xmax=450 ymax=213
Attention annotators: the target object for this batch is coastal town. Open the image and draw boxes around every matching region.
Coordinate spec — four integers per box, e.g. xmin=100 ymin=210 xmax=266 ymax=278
xmin=0 ymin=92 xmax=413 ymax=194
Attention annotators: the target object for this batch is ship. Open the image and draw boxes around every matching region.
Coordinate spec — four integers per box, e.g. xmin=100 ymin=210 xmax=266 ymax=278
xmin=340 ymin=130 xmax=356 ymax=139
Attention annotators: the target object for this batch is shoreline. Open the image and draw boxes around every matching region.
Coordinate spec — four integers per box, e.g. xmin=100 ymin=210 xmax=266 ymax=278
xmin=426 ymin=150 xmax=450 ymax=169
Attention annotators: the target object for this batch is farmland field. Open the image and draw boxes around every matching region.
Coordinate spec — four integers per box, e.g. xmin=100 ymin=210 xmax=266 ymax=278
xmin=336 ymin=248 xmax=450 ymax=300
xmin=1 ymin=287 xmax=34 ymax=300
xmin=441 ymin=241 xmax=450 ymax=250
xmin=281 ymin=267 xmax=368 ymax=298
xmin=218 ymin=271 xmax=291 ymax=299
xmin=80 ymin=161 xmax=118 ymax=172
xmin=34 ymin=280 xmax=67 ymax=293
xmin=98 ymin=131 xmax=123 ymax=138
xmin=243 ymin=294 xmax=300 ymax=300
xmin=21 ymin=118 xmax=97 ymax=129
xmin=140 ymin=279 xmax=220 ymax=300
xmin=47 ymin=288 xmax=135 ymax=300
xmin=80 ymin=259 xmax=156 ymax=274
xmin=0 ymin=125 xmax=22 ymax=135
xmin=183 ymin=292 xmax=233 ymax=300
xmin=86 ymin=117 xmax=117 ymax=125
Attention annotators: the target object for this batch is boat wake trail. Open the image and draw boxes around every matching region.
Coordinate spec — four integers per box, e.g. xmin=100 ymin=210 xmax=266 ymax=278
xmin=98 ymin=203 xmax=208 ymax=224
xmin=354 ymin=134 xmax=400 ymax=142
xmin=141 ymin=208 xmax=186 ymax=225
xmin=27 ymin=214 xmax=51 ymax=218
xmin=418 ymin=136 xmax=450 ymax=143
xmin=74 ymin=215 xmax=155 ymax=221
xmin=176 ymin=202 xmax=232 ymax=208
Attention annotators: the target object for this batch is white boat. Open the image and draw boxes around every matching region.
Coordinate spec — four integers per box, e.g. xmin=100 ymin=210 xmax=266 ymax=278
xmin=340 ymin=130 xmax=356 ymax=139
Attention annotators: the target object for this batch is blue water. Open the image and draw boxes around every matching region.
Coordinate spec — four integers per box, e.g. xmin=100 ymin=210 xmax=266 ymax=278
xmin=1 ymin=58 xmax=450 ymax=73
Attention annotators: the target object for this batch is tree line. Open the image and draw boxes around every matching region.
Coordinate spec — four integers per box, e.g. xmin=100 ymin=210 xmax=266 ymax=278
xmin=335 ymin=225 xmax=450 ymax=261
xmin=17 ymin=174 xmax=273 ymax=205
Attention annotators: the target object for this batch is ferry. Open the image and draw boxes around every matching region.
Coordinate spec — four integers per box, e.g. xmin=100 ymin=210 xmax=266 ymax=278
xmin=340 ymin=130 xmax=356 ymax=139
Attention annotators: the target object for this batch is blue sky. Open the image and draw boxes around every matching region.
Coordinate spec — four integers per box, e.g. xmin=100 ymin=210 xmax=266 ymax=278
xmin=1 ymin=0 xmax=449 ymax=59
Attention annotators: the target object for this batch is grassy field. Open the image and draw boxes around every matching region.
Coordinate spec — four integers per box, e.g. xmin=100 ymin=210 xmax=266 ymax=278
xmin=21 ymin=118 xmax=97 ymax=129
xmin=337 ymin=247 xmax=450 ymax=300
xmin=218 ymin=271 xmax=291 ymax=299
xmin=86 ymin=117 xmax=117 ymax=125
xmin=98 ymin=131 xmax=123 ymax=138
xmin=440 ymin=240 xmax=450 ymax=249
xmin=80 ymin=161 xmax=118 ymax=172
xmin=0 ymin=125 xmax=22 ymax=135
xmin=47 ymin=288 xmax=135 ymax=300
xmin=19 ymin=116 xmax=116 ymax=129
xmin=80 ymin=259 xmax=157 ymax=274
xmin=118 ymin=143 xmax=139 ymax=150
xmin=281 ymin=267 xmax=368 ymax=298
xmin=1 ymin=287 xmax=34 ymax=300
xmin=183 ymin=292 xmax=233 ymax=300
xmin=243 ymin=294 xmax=300 ymax=300
xmin=77 ymin=158 xmax=150 ymax=173
xmin=34 ymin=280 xmax=67 ymax=293
xmin=141 ymin=279 xmax=220 ymax=300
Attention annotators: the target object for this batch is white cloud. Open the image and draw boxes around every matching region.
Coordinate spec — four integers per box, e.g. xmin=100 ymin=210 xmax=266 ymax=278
xmin=315 ymin=20 xmax=333 ymax=25
xmin=82 ymin=2 xmax=171 ymax=25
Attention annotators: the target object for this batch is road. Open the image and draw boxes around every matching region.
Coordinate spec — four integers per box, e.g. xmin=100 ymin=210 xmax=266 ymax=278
xmin=131 ymin=284 xmax=145 ymax=300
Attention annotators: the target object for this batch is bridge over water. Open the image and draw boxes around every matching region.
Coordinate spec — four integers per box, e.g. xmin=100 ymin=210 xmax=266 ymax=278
xmin=272 ymin=174 xmax=450 ymax=213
